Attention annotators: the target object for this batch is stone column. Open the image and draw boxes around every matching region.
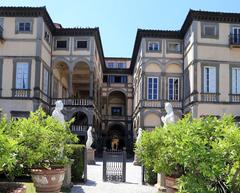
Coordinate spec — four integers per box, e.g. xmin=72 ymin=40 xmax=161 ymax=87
xmin=68 ymin=70 xmax=73 ymax=97
xmin=89 ymin=71 xmax=94 ymax=98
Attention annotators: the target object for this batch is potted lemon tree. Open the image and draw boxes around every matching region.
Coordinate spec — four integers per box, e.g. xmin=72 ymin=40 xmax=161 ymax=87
xmin=9 ymin=108 xmax=78 ymax=193
xmin=0 ymin=116 xmax=26 ymax=193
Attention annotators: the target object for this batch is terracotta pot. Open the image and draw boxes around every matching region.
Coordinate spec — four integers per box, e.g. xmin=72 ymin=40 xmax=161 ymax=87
xmin=31 ymin=168 xmax=65 ymax=193
xmin=0 ymin=182 xmax=26 ymax=193
xmin=165 ymin=176 xmax=178 ymax=193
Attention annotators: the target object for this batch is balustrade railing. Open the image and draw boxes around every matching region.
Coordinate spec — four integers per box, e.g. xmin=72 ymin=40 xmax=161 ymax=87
xmin=51 ymin=98 xmax=93 ymax=106
xmin=229 ymin=94 xmax=240 ymax=102
xmin=141 ymin=100 xmax=182 ymax=108
xmin=201 ymin=93 xmax=219 ymax=102
xmin=71 ymin=125 xmax=88 ymax=134
xmin=12 ymin=89 xmax=31 ymax=98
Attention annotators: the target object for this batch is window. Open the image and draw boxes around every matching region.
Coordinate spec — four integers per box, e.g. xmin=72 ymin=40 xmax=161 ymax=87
xmin=76 ymin=40 xmax=88 ymax=49
xmin=232 ymin=68 xmax=240 ymax=94
xmin=168 ymin=77 xmax=179 ymax=100
xmin=111 ymin=107 xmax=122 ymax=116
xmin=204 ymin=66 xmax=216 ymax=93
xmin=148 ymin=41 xmax=160 ymax=51
xmin=18 ymin=22 xmax=31 ymax=32
xmin=201 ymin=23 xmax=219 ymax=38
xmin=118 ymin=62 xmax=126 ymax=68
xmin=44 ymin=31 xmax=50 ymax=43
xmin=147 ymin=77 xmax=158 ymax=100
xmin=231 ymin=27 xmax=240 ymax=44
xmin=43 ymin=68 xmax=49 ymax=94
xmin=107 ymin=62 xmax=114 ymax=68
xmin=16 ymin=62 xmax=29 ymax=89
xmin=167 ymin=42 xmax=181 ymax=53
xmin=108 ymin=75 xmax=127 ymax=83
xmin=0 ymin=18 xmax=3 ymax=38
xmin=56 ymin=40 xmax=67 ymax=49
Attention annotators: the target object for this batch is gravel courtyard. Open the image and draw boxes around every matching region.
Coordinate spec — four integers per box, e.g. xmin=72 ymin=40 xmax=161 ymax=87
xmin=71 ymin=161 xmax=158 ymax=193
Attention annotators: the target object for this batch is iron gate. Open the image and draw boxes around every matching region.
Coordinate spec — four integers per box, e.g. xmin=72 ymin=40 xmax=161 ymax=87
xmin=103 ymin=147 xmax=126 ymax=182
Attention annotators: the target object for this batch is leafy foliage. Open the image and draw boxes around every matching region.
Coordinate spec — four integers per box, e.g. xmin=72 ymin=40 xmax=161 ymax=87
xmin=136 ymin=114 xmax=240 ymax=192
xmin=69 ymin=144 xmax=85 ymax=182
xmin=0 ymin=116 xmax=17 ymax=178
xmin=6 ymin=108 xmax=78 ymax=170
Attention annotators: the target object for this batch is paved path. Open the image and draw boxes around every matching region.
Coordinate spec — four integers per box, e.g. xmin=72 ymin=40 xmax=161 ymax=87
xmin=71 ymin=161 xmax=158 ymax=193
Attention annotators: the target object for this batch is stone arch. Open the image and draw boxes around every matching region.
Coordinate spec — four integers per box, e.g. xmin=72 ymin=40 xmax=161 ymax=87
xmin=52 ymin=57 xmax=70 ymax=67
xmin=107 ymin=90 xmax=127 ymax=116
xmin=143 ymin=110 xmax=162 ymax=128
xmin=144 ymin=60 xmax=162 ymax=73
xmin=166 ymin=62 xmax=182 ymax=73
xmin=72 ymin=58 xmax=93 ymax=72
xmin=67 ymin=107 xmax=92 ymax=125
xmin=72 ymin=61 xmax=90 ymax=98
xmin=108 ymin=88 xmax=128 ymax=97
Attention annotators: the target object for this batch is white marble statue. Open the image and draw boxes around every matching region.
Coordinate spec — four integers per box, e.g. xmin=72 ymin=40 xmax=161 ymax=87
xmin=161 ymin=102 xmax=175 ymax=126
xmin=52 ymin=100 xmax=65 ymax=125
xmin=136 ymin=128 xmax=143 ymax=144
xmin=86 ymin=126 xmax=93 ymax=149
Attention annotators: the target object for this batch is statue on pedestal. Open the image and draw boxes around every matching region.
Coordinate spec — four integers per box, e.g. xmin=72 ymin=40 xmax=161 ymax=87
xmin=86 ymin=126 xmax=93 ymax=149
xmin=161 ymin=102 xmax=175 ymax=126
xmin=156 ymin=102 xmax=176 ymax=190
xmin=52 ymin=100 xmax=65 ymax=125
xmin=133 ymin=128 xmax=143 ymax=165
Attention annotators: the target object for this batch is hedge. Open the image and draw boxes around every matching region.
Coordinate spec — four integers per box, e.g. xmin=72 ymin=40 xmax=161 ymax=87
xmin=69 ymin=144 xmax=85 ymax=182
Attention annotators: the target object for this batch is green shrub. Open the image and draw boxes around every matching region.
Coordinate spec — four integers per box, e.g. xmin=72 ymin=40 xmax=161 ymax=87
xmin=136 ymin=114 xmax=240 ymax=192
xmin=69 ymin=144 xmax=85 ymax=182
xmin=144 ymin=167 xmax=157 ymax=185
xmin=0 ymin=116 xmax=17 ymax=180
xmin=6 ymin=108 xmax=78 ymax=170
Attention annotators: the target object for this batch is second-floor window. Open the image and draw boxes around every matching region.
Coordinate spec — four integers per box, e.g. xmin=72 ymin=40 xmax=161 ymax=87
xmin=147 ymin=77 xmax=158 ymax=100
xmin=18 ymin=22 xmax=31 ymax=32
xmin=56 ymin=40 xmax=67 ymax=49
xmin=231 ymin=27 xmax=240 ymax=44
xmin=44 ymin=31 xmax=50 ymax=43
xmin=148 ymin=41 xmax=160 ymax=51
xmin=204 ymin=66 xmax=216 ymax=93
xmin=43 ymin=68 xmax=49 ymax=94
xmin=16 ymin=62 xmax=29 ymax=89
xmin=201 ymin=22 xmax=219 ymax=39
xmin=76 ymin=40 xmax=88 ymax=49
xmin=111 ymin=107 xmax=122 ymax=116
xmin=232 ymin=68 xmax=240 ymax=94
xmin=168 ymin=77 xmax=179 ymax=100
xmin=167 ymin=42 xmax=181 ymax=53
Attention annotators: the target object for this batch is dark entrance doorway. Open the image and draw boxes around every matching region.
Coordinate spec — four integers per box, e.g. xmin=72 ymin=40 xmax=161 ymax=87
xmin=106 ymin=124 xmax=125 ymax=151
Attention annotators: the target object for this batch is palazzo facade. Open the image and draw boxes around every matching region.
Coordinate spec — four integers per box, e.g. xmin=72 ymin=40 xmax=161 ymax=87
xmin=0 ymin=7 xmax=240 ymax=153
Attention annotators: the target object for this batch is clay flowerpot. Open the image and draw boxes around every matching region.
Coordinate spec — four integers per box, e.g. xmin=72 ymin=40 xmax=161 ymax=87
xmin=0 ymin=182 xmax=26 ymax=193
xmin=165 ymin=176 xmax=178 ymax=193
xmin=31 ymin=168 xmax=65 ymax=193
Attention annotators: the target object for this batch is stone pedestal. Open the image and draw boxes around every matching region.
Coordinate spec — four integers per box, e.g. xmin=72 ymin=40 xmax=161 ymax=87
xmin=133 ymin=154 xmax=141 ymax=166
xmin=155 ymin=173 xmax=166 ymax=192
xmin=63 ymin=159 xmax=74 ymax=188
xmin=87 ymin=149 xmax=95 ymax=165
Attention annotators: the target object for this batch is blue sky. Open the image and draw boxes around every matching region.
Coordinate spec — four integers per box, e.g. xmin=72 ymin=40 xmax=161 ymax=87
xmin=0 ymin=0 xmax=239 ymax=57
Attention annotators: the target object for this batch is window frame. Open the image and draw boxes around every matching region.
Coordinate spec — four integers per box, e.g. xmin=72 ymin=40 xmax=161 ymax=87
xmin=42 ymin=67 xmax=49 ymax=95
xmin=147 ymin=40 xmax=161 ymax=52
xmin=201 ymin=63 xmax=219 ymax=94
xmin=230 ymin=65 xmax=240 ymax=95
xmin=168 ymin=77 xmax=180 ymax=101
xmin=111 ymin=107 xmax=122 ymax=116
xmin=147 ymin=77 xmax=159 ymax=100
xmin=166 ymin=40 xmax=182 ymax=54
xmin=15 ymin=18 xmax=33 ymax=34
xmin=74 ymin=37 xmax=90 ymax=50
xmin=54 ymin=38 xmax=69 ymax=50
xmin=201 ymin=22 xmax=219 ymax=39
xmin=12 ymin=59 xmax=32 ymax=91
